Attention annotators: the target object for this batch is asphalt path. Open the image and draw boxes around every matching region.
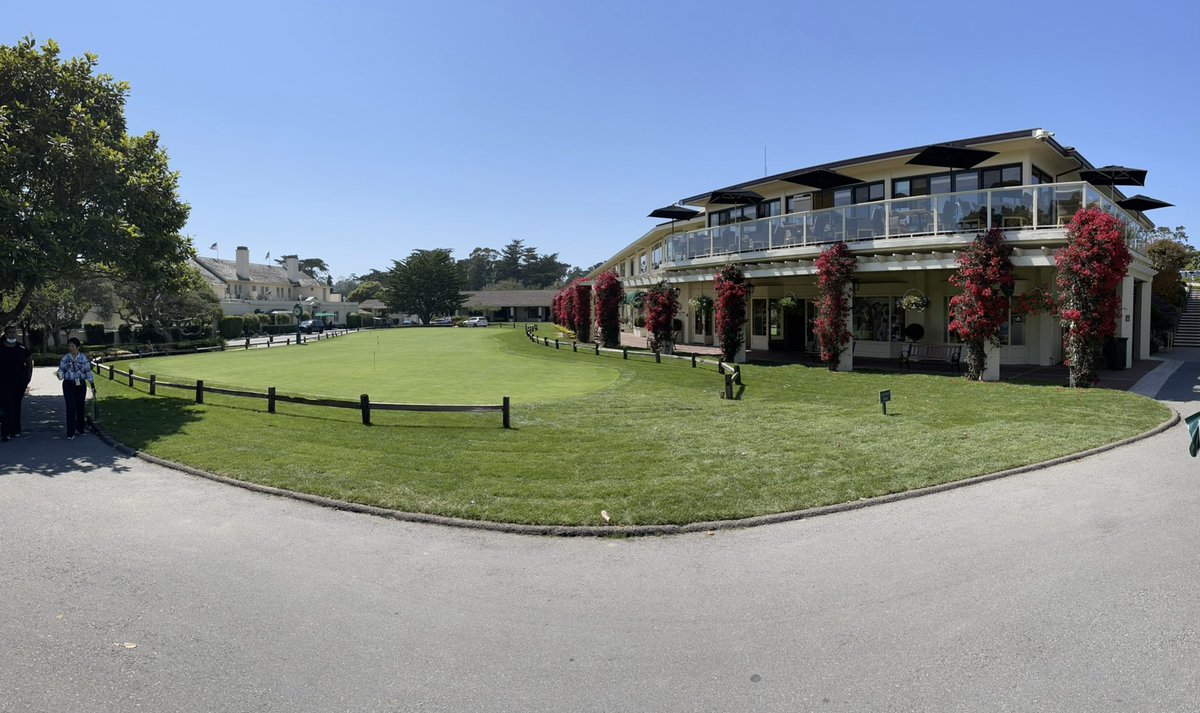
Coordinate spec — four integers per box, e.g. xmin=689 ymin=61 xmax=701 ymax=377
xmin=2 ymin=362 xmax=1199 ymax=713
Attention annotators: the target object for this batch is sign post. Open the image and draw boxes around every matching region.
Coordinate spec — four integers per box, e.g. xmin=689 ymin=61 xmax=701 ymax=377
xmin=879 ymin=389 xmax=892 ymax=415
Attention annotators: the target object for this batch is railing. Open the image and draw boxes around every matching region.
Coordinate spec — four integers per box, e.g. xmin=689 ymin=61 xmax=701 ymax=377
xmin=93 ymin=358 xmax=511 ymax=428
xmin=656 ymin=181 xmax=1149 ymax=266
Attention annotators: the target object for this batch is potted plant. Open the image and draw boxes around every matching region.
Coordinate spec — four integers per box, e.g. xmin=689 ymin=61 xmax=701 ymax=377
xmin=899 ymin=289 xmax=930 ymax=312
xmin=778 ymin=292 xmax=800 ymax=312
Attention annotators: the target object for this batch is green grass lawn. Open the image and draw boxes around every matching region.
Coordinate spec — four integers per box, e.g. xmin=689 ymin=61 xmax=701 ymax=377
xmin=96 ymin=326 xmax=1172 ymax=526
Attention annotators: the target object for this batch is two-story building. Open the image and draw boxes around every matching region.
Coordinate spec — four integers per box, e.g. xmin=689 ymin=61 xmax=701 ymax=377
xmin=193 ymin=246 xmax=360 ymax=324
xmin=597 ymin=129 xmax=1159 ymax=376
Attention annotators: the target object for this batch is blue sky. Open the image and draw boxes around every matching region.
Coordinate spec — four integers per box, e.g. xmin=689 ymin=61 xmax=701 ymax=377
xmin=5 ymin=0 xmax=1198 ymax=280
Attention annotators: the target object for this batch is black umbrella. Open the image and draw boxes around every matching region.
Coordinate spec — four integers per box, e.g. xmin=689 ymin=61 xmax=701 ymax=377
xmin=648 ymin=204 xmax=702 ymax=236
xmin=907 ymin=144 xmax=999 ymax=171
xmin=1079 ymin=165 xmax=1147 ymax=186
xmin=780 ymin=168 xmax=863 ymax=190
xmin=707 ymin=189 xmax=763 ymax=206
xmin=1117 ymin=194 xmax=1173 ymax=211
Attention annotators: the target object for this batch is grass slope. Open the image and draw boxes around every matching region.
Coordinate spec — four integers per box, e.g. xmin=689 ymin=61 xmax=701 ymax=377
xmin=96 ymin=326 xmax=1171 ymax=526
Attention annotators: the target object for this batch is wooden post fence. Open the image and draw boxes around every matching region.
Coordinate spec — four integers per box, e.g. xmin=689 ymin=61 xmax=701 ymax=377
xmin=268 ymin=386 xmax=276 ymax=413
xmin=360 ymin=394 xmax=371 ymax=425
xmin=196 ymin=379 xmax=204 ymax=404
xmin=149 ymin=374 xmax=156 ymax=395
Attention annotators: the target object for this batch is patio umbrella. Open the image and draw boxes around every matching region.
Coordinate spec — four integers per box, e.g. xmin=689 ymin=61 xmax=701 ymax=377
xmin=780 ymin=168 xmax=863 ymax=190
xmin=1116 ymin=194 xmax=1173 ymax=211
xmin=1079 ymin=165 xmax=1147 ymax=187
xmin=707 ymin=189 xmax=763 ymax=206
xmin=906 ymin=144 xmax=999 ymax=171
xmin=649 ymin=204 xmax=701 ymax=236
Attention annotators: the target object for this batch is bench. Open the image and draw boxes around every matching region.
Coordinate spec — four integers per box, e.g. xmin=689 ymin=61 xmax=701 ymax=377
xmin=898 ymin=344 xmax=962 ymax=373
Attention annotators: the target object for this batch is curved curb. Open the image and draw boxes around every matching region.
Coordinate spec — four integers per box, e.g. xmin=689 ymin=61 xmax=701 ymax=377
xmin=92 ymin=409 xmax=1180 ymax=538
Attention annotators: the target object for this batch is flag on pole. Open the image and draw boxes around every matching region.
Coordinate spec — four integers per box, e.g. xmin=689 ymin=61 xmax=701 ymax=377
xmin=265 ymin=252 xmax=270 ymax=260
xmin=209 ymin=242 xmax=218 ymax=251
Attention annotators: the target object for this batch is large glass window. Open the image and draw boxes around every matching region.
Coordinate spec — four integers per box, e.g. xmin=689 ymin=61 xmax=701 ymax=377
xmin=752 ymin=299 xmax=767 ymax=336
xmin=853 ymin=297 xmax=906 ymax=342
xmin=834 ymin=181 xmax=885 ymax=206
xmin=1031 ymin=165 xmax=1052 ymax=185
xmin=710 ymin=205 xmax=757 ymax=226
xmin=892 ymin=176 xmax=930 ymax=198
xmin=787 ymin=193 xmax=813 ymax=214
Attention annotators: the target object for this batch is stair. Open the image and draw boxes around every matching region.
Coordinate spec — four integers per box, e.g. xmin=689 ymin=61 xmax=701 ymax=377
xmin=1174 ymin=291 xmax=1200 ymax=347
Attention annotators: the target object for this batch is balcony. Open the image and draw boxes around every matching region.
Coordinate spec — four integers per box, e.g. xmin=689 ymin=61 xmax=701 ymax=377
xmin=661 ymin=182 xmax=1149 ymax=268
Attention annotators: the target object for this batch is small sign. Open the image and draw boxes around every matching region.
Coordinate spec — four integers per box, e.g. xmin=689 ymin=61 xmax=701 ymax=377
xmin=879 ymin=389 xmax=892 ymax=415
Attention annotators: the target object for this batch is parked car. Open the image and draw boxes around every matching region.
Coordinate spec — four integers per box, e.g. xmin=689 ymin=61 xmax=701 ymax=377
xmin=430 ymin=317 xmax=453 ymax=326
xmin=462 ymin=317 xmax=489 ymax=328
xmin=298 ymin=319 xmax=326 ymax=334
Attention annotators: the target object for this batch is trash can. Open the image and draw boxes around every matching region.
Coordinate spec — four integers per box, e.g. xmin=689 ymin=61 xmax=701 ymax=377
xmin=1105 ymin=337 xmax=1128 ymax=370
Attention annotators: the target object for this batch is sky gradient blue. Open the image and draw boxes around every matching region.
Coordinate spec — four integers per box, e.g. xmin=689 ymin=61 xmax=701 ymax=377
xmin=5 ymin=0 xmax=1198 ymax=280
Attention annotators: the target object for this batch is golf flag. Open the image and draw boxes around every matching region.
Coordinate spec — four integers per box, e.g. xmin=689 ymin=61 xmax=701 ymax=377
xmin=209 ymin=242 xmax=218 ymax=251
xmin=1186 ymin=411 xmax=1200 ymax=457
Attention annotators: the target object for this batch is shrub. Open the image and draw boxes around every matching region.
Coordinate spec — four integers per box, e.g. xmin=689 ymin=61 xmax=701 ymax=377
xmin=571 ymin=281 xmax=592 ymax=343
xmin=812 ymin=244 xmax=857 ymax=369
xmin=948 ymin=228 xmax=1014 ymax=380
xmin=83 ymin=322 xmax=107 ymax=344
xmin=714 ymin=264 xmax=748 ymax=362
xmin=347 ymin=313 xmax=361 ymax=328
xmin=643 ymin=281 xmax=679 ymax=353
xmin=1056 ymin=208 xmax=1132 ymax=387
xmin=219 ymin=316 xmax=244 ymax=339
xmin=593 ymin=270 xmax=624 ymax=348
xmin=118 ymin=324 xmax=132 ymax=343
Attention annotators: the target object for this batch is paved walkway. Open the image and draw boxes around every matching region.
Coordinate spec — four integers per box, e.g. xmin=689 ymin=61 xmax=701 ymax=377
xmin=2 ymin=361 xmax=1198 ymax=712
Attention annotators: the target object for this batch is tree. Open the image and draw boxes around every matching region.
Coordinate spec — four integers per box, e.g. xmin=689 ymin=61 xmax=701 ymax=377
xmin=276 ymin=256 xmax=330 ymax=280
xmin=643 ymin=281 xmax=679 ymax=353
xmin=570 ymin=281 xmax=592 ymax=343
xmin=813 ymin=242 xmax=858 ymax=369
xmin=384 ymin=249 xmax=465 ymax=326
xmin=565 ymin=262 xmax=604 ymax=283
xmin=593 ymin=271 xmax=623 ymax=348
xmin=25 ymin=281 xmax=92 ymax=351
xmin=346 ymin=280 xmax=383 ymax=303
xmin=1146 ymin=232 xmax=1193 ymax=307
xmin=458 ymin=247 xmax=499 ymax=290
xmin=948 ymin=229 xmax=1015 ymax=380
xmin=1056 ymin=208 xmax=1132 ymax=388
xmin=0 ymin=38 xmax=193 ymax=326
xmin=714 ymin=265 xmax=748 ymax=362
xmin=114 ymin=266 xmax=221 ymax=340
xmin=522 ymin=251 xmax=569 ymax=288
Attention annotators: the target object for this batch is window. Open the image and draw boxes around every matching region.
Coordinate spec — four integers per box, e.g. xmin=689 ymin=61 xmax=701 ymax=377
xmin=833 ymin=181 xmax=884 ymax=206
xmin=853 ymin=297 xmax=906 ymax=342
xmin=1031 ymin=165 xmax=1052 ymax=185
xmin=710 ymin=205 xmax=757 ymax=226
xmin=651 ymin=245 xmax=663 ymax=268
xmin=752 ymin=299 xmax=767 ymax=336
xmin=892 ymin=176 xmax=930 ymax=199
xmin=639 ymin=254 xmax=647 ymax=273
xmin=982 ymin=165 xmax=1022 ymax=189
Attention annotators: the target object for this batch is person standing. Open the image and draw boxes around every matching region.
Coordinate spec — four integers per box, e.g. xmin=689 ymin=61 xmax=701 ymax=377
xmin=0 ymin=324 xmax=34 ymax=442
xmin=56 ymin=337 xmax=96 ymax=440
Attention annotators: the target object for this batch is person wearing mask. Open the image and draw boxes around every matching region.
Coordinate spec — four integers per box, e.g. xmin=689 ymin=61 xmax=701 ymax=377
xmin=56 ymin=337 xmax=96 ymax=440
xmin=0 ymin=324 xmax=34 ymax=442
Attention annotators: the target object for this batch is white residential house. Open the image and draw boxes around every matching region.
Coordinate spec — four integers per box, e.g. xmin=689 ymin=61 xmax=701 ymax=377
xmin=193 ymin=246 xmax=361 ymax=324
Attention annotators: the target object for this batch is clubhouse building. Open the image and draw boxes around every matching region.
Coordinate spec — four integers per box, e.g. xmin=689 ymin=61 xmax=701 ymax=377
xmin=597 ymin=129 xmax=1160 ymax=376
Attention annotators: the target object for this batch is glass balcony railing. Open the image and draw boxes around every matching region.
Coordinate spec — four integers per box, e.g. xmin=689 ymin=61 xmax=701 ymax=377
xmin=659 ymin=181 xmax=1149 ymax=266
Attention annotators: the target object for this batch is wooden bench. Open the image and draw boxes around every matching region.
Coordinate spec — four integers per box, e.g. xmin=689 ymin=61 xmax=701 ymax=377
xmin=898 ymin=344 xmax=962 ymax=373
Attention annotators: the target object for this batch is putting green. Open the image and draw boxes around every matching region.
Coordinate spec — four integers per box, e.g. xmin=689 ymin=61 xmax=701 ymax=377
xmin=128 ymin=328 xmax=619 ymax=403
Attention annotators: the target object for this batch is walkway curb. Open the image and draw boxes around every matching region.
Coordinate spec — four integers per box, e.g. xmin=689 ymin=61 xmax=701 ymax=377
xmin=90 ymin=408 xmax=1181 ymax=538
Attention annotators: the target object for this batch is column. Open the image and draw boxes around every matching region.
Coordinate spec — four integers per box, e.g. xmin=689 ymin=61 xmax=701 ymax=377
xmin=838 ymin=285 xmax=854 ymax=372
xmin=1137 ymin=279 xmax=1152 ymax=360
xmin=1119 ymin=275 xmax=1134 ymax=368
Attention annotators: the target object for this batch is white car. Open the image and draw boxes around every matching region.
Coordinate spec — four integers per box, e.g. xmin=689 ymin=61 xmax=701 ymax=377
xmin=462 ymin=317 xmax=489 ymax=328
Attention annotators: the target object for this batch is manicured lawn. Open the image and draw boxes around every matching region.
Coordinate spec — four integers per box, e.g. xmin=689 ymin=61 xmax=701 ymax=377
xmin=96 ymin=326 xmax=1172 ymax=526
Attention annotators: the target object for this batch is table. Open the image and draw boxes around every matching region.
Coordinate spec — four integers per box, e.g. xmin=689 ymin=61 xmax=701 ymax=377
xmin=1002 ymin=216 xmax=1029 ymax=228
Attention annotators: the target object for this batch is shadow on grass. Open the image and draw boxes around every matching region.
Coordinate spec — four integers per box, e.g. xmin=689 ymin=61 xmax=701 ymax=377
xmin=0 ymin=395 xmax=133 ymax=477
xmin=97 ymin=391 xmax=206 ymax=451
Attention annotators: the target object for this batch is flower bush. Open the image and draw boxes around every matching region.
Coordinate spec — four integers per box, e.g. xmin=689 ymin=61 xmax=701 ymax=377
xmin=643 ymin=281 xmax=679 ymax=353
xmin=592 ymin=270 xmax=623 ymax=348
xmin=1056 ymin=208 xmax=1132 ymax=387
xmin=571 ymin=280 xmax=592 ymax=343
xmin=948 ymin=228 xmax=1014 ymax=380
xmin=714 ymin=264 xmax=748 ymax=362
xmin=813 ymin=242 xmax=857 ymax=369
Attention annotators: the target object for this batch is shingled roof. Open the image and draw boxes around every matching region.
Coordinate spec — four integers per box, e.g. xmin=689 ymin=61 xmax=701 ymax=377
xmin=193 ymin=256 xmax=323 ymax=287
xmin=462 ymin=289 xmax=557 ymax=309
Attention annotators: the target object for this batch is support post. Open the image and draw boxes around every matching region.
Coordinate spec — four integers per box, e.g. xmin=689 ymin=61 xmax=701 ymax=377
xmin=128 ymin=367 xmax=134 ymax=388
xmin=691 ymin=354 xmax=697 ymax=368
xmin=268 ymin=386 xmax=276 ymax=414
xmin=108 ymin=365 xmax=114 ymax=380
xmin=360 ymin=394 xmax=371 ymax=425
xmin=594 ymin=344 xmax=599 ymax=356
xmin=502 ymin=396 xmax=510 ymax=429
xmin=572 ymin=341 xmax=577 ymax=352
xmin=149 ymin=374 xmax=156 ymax=395
xmin=196 ymin=379 xmax=204 ymax=404
xmin=655 ymin=351 xmax=661 ymax=363
xmin=623 ymin=347 xmax=628 ymax=360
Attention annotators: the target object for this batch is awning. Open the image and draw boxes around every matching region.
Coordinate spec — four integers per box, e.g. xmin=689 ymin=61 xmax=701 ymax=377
xmin=906 ymin=144 xmax=999 ymax=170
xmin=1079 ymin=165 xmax=1148 ymax=186
xmin=1117 ymin=194 xmax=1173 ymax=211
xmin=780 ymin=168 xmax=863 ymax=189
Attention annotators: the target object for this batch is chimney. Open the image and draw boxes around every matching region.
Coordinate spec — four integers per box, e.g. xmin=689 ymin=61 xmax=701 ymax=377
xmin=235 ymin=246 xmax=250 ymax=280
xmin=286 ymin=255 xmax=300 ymax=282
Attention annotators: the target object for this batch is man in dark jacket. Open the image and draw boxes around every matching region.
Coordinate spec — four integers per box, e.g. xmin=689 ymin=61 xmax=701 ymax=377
xmin=0 ymin=324 xmax=34 ymax=441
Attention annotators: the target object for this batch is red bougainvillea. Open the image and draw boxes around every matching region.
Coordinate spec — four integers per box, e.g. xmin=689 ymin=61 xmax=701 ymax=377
xmin=714 ymin=264 xmax=748 ymax=362
xmin=1055 ymin=208 xmax=1132 ymax=387
xmin=593 ymin=270 xmax=624 ymax=348
xmin=948 ymin=228 xmax=1014 ymax=380
xmin=643 ymin=280 xmax=679 ymax=353
xmin=813 ymin=242 xmax=857 ymax=369
xmin=1012 ymin=284 xmax=1055 ymax=317
xmin=571 ymin=280 xmax=592 ymax=343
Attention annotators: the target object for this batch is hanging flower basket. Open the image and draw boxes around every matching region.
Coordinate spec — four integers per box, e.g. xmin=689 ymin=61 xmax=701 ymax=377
xmin=688 ymin=295 xmax=714 ymax=314
xmin=778 ymin=292 xmax=800 ymax=312
xmin=899 ymin=289 xmax=929 ymax=312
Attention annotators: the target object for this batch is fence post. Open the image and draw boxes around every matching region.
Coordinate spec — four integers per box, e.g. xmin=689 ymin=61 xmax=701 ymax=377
xmin=554 ymin=339 xmax=559 ymax=350
xmin=623 ymin=347 xmax=628 ymax=360
xmin=128 ymin=367 xmax=134 ymax=388
xmin=108 ymin=365 xmax=114 ymax=380
xmin=149 ymin=374 xmax=156 ymax=396
xmin=196 ymin=379 xmax=204 ymax=404
xmin=733 ymin=366 xmax=742 ymax=386
xmin=245 ymin=337 xmax=250 ymax=350
xmin=268 ymin=386 xmax=276 ymax=414
xmin=502 ymin=395 xmax=510 ymax=429
xmin=655 ymin=351 xmax=661 ymax=364
xmin=360 ymin=394 xmax=371 ymax=426
xmin=691 ymin=354 xmax=697 ymax=368
xmin=572 ymin=341 xmax=577 ymax=352
xmin=595 ymin=343 xmax=600 ymax=356
xmin=724 ymin=372 xmax=734 ymax=400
